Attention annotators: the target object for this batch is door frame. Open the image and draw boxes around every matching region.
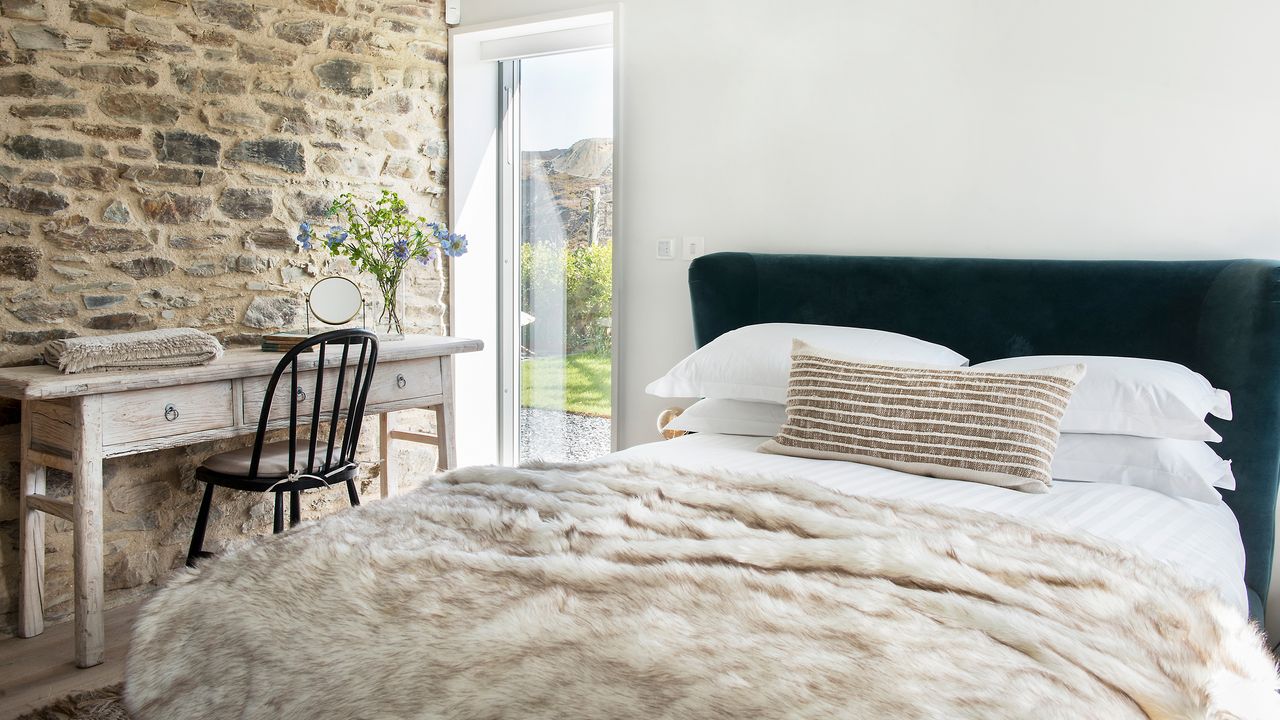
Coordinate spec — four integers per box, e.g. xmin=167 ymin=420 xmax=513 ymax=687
xmin=497 ymin=59 xmax=520 ymax=465
xmin=448 ymin=5 xmax=622 ymax=465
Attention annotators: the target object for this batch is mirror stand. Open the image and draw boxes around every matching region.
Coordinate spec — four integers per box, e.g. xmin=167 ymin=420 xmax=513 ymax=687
xmin=305 ymin=276 xmax=366 ymax=333
xmin=305 ymin=300 xmax=367 ymax=335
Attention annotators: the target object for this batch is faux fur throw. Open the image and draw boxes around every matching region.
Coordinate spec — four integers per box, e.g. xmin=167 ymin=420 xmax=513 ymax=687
xmin=43 ymin=328 xmax=223 ymax=374
xmin=125 ymin=463 xmax=1280 ymax=720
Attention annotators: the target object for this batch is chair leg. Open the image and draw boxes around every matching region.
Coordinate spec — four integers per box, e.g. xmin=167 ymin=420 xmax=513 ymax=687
xmin=273 ymin=492 xmax=284 ymax=534
xmin=289 ymin=491 xmax=301 ymax=527
xmin=186 ymin=483 xmax=215 ymax=567
xmin=346 ymin=479 xmax=360 ymax=507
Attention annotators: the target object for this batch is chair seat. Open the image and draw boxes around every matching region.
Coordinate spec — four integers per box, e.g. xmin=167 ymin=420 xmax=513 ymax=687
xmin=201 ymin=440 xmax=314 ymax=479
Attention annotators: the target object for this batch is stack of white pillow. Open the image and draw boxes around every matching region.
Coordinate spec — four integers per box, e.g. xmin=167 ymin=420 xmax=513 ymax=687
xmin=647 ymin=323 xmax=1234 ymax=504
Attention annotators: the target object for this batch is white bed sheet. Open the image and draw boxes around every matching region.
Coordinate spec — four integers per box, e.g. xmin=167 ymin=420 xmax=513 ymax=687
xmin=610 ymin=433 xmax=1249 ymax=615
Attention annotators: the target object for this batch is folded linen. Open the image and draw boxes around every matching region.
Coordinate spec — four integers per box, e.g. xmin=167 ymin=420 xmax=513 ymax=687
xmin=43 ymin=328 xmax=225 ymax=374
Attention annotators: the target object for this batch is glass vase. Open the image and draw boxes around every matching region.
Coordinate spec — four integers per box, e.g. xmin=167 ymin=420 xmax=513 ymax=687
xmin=376 ymin=278 xmax=404 ymax=337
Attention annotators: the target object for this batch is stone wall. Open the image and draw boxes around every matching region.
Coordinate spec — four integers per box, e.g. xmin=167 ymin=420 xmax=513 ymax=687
xmin=0 ymin=0 xmax=449 ymax=633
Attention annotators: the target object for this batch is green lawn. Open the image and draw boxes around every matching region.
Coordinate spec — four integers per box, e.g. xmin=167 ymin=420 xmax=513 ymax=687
xmin=521 ymin=352 xmax=611 ymax=417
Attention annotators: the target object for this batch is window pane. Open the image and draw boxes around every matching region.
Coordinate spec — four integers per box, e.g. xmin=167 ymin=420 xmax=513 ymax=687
xmin=517 ymin=49 xmax=614 ymax=463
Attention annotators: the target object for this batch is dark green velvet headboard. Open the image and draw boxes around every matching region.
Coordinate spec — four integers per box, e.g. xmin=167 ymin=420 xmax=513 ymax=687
xmin=689 ymin=252 xmax=1280 ymax=620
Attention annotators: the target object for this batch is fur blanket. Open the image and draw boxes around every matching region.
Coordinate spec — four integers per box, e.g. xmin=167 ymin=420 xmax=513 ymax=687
xmin=125 ymin=462 xmax=1280 ymax=719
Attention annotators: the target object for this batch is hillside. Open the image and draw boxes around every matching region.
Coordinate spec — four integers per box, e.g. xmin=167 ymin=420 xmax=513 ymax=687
xmin=522 ymin=138 xmax=614 ymax=247
xmin=551 ymin=137 xmax=613 ymax=178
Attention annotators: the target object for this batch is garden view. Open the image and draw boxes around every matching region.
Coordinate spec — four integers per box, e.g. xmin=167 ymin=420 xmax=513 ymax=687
xmin=518 ymin=137 xmax=614 ymax=462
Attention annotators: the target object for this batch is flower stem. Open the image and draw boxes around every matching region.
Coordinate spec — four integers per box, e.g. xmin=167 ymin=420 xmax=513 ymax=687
xmin=378 ymin=278 xmax=402 ymax=335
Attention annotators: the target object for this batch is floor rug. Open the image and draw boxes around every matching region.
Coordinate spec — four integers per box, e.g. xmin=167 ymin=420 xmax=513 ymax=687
xmin=15 ymin=685 xmax=128 ymax=720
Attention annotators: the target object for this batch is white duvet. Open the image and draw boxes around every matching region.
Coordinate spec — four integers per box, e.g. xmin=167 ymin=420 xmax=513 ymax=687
xmin=612 ymin=432 xmax=1249 ymax=614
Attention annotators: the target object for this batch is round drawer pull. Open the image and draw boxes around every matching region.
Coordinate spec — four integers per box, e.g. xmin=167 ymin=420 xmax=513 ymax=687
xmin=395 ymin=373 xmax=407 ymax=389
xmin=164 ymin=404 xmax=179 ymax=422
xmin=296 ymin=387 xmax=307 ymax=403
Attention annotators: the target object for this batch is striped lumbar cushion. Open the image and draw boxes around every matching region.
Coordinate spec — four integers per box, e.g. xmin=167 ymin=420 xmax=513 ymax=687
xmin=759 ymin=340 xmax=1086 ymax=492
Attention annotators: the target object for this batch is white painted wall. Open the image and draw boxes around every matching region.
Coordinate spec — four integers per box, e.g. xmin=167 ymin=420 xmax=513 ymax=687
xmin=463 ymin=0 xmax=1280 ymax=441
xmin=457 ymin=0 xmax=1280 ymax=631
xmin=447 ymin=26 xmax=502 ymax=467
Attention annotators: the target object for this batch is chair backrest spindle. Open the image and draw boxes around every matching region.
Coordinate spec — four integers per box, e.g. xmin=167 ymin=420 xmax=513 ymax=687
xmin=306 ymin=341 xmax=327 ymax=472
xmin=246 ymin=329 xmax=380 ymax=483
xmin=339 ymin=340 xmax=371 ymax=464
xmin=323 ymin=341 xmax=352 ymax=472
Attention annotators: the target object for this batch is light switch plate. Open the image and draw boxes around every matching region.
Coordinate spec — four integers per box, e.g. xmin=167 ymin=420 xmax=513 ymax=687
xmin=656 ymin=237 xmax=676 ymax=260
xmin=681 ymin=236 xmax=705 ymax=260
xmin=445 ymin=0 xmax=460 ymax=24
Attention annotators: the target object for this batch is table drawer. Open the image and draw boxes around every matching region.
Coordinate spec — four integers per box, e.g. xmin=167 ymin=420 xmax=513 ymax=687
xmin=242 ymin=366 xmax=350 ymax=424
xmin=101 ymin=381 xmax=235 ymax=446
xmin=368 ymin=357 xmax=442 ymax=406
xmin=240 ymin=357 xmax=442 ymax=424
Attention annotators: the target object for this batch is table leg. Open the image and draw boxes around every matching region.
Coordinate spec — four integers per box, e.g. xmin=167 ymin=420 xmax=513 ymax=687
xmin=73 ymin=396 xmax=104 ymax=669
xmin=379 ymin=412 xmax=394 ymax=498
xmin=435 ymin=356 xmax=456 ymax=471
xmin=17 ymin=401 xmax=46 ymax=639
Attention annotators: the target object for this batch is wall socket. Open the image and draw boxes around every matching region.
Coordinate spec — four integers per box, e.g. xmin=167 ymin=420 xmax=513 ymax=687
xmin=682 ymin=236 xmax=705 ymax=260
xmin=656 ymin=237 xmax=676 ymax=260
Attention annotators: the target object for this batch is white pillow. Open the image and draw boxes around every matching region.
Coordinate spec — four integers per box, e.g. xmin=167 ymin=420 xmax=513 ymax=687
xmin=665 ymin=401 xmax=1233 ymax=504
xmin=1052 ymin=434 xmax=1233 ymax=504
xmin=646 ymin=323 xmax=968 ymax=403
xmin=666 ymin=398 xmax=787 ymax=437
xmin=972 ymin=355 xmax=1231 ymax=442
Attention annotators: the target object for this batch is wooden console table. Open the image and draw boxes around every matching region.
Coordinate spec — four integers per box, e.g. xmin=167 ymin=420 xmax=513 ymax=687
xmin=0 ymin=334 xmax=481 ymax=668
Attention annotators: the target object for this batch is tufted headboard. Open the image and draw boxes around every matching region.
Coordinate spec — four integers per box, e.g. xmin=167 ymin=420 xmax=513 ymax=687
xmin=688 ymin=252 xmax=1280 ymax=621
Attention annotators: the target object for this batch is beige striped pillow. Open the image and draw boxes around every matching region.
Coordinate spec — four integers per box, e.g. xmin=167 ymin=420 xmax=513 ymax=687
xmin=759 ymin=340 xmax=1086 ymax=492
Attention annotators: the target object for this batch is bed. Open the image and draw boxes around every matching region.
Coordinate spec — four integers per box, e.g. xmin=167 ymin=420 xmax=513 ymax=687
xmin=124 ymin=253 xmax=1280 ymax=719
xmin=680 ymin=252 xmax=1280 ymax=622
xmin=615 ymin=432 xmax=1250 ymax=614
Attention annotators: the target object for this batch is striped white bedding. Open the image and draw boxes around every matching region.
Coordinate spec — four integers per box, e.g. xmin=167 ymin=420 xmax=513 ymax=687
xmin=611 ymin=432 xmax=1249 ymax=614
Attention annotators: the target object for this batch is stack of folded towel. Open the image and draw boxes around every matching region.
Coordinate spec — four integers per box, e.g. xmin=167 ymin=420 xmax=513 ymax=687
xmin=43 ymin=328 xmax=225 ymax=374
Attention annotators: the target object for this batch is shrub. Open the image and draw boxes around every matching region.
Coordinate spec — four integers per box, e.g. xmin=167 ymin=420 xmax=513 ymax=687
xmin=520 ymin=242 xmax=612 ymax=354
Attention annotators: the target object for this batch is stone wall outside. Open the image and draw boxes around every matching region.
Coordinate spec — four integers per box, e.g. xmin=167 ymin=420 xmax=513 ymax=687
xmin=0 ymin=0 xmax=449 ymax=633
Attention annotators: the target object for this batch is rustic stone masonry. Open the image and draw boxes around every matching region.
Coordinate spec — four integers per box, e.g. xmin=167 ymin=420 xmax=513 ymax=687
xmin=0 ymin=0 xmax=449 ymax=633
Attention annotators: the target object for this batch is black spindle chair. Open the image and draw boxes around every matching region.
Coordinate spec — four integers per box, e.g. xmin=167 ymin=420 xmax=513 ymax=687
xmin=186 ymin=328 xmax=379 ymax=566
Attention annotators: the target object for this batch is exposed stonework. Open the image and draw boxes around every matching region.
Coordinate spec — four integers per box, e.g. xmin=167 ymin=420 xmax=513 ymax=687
xmin=0 ymin=0 xmax=449 ymax=634
xmin=152 ymin=130 xmax=220 ymax=166
xmin=5 ymin=134 xmax=85 ymax=159
xmin=110 ymin=255 xmax=176 ymax=278
xmin=274 ymin=19 xmax=324 ymax=46
xmin=1 ymin=0 xmax=48 ymax=22
xmin=138 ymin=190 xmax=211 ymax=223
xmin=217 ymin=187 xmax=271 ymax=219
xmin=101 ymin=198 xmax=128 ymax=223
xmin=42 ymin=214 xmax=149 ymax=251
xmin=0 ymin=243 xmax=38 ymax=278
xmin=227 ymin=137 xmax=305 ymax=174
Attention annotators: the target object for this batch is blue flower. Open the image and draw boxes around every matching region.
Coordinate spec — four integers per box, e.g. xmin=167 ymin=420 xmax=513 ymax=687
xmin=441 ymin=233 xmax=468 ymax=257
xmin=433 ymin=226 xmax=450 ymax=242
xmin=417 ymin=247 xmax=438 ymax=266
xmin=391 ymin=238 xmax=410 ymax=262
xmin=296 ymin=221 xmax=314 ymax=250
xmin=325 ymin=226 xmax=348 ymax=247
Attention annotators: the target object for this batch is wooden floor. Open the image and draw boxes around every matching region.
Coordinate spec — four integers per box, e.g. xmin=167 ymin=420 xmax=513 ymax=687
xmin=0 ymin=603 xmax=139 ymax=720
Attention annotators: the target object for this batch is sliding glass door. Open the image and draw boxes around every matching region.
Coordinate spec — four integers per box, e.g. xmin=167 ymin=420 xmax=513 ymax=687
xmin=500 ymin=49 xmax=614 ymax=464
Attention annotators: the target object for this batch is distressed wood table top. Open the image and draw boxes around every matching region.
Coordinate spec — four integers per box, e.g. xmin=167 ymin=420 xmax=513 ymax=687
xmin=0 ymin=335 xmax=483 ymax=400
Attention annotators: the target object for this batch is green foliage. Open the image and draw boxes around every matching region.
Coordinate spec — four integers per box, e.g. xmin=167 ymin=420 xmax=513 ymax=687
xmin=520 ymin=242 xmax=613 ymax=354
xmin=521 ymin=352 xmax=612 ymax=417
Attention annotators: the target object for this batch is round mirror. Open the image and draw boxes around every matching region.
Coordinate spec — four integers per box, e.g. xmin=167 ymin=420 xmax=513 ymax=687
xmin=308 ymin=276 xmax=363 ymax=326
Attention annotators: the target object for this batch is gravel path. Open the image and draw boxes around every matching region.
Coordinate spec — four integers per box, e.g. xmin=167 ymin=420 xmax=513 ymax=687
xmin=519 ymin=407 xmax=611 ymax=463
